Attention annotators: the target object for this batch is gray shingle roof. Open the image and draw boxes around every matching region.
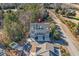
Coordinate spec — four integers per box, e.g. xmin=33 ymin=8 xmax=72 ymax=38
xmin=30 ymin=23 xmax=50 ymax=42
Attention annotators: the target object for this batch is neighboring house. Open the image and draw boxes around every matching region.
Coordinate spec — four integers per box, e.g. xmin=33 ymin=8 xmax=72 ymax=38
xmin=29 ymin=42 xmax=61 ymax=56
xmin=22 ymin=42 xmax=32 ymax=56
xmin=6 ymin=49 xmax=18 ymax=56
xmin=23 ymin=42 xmax=32 ymax=52
xmin=0 ymin=48 xmax=6 ymax=56
xmin=0 ymin=3 xmax=21 ymax=9
xmin=9 ymin=42 xmax=23 ymax=51
xmin=64 ymin=9 xmax=76 ymax=17
xmin=9 ymin=42 xmax=32 ymax=56
xmin=30 ymin=42 xmax=37 ymax=56
xmin=0 ymin=44 xmax=6 ymax=56
xmin=30 ymin=23 xmax=50 ymax=42
xmin=0 ymin=44 xmax=5 ymax=49
xmin=5 ymin=49 xmax=25 ymax=56
xmin=65 ymin=9 xmax=75 ymax=14
xmin=44 ymin=3 xmax=62 ymax=9
xmin=36 ymin=42 xmax=54 ymax=56
xmin=50 ymin=3 xmax=62 ymax=9
xmin=36 ymin=43 xmax=61 ymax=56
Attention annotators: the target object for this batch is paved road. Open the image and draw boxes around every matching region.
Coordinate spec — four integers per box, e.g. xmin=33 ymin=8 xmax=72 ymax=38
xmin=48 ymin=10 xmax=79 ymax=56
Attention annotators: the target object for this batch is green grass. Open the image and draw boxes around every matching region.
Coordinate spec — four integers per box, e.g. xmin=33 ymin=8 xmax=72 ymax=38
xmin=74 ymin=17 xmax=79 ymax=20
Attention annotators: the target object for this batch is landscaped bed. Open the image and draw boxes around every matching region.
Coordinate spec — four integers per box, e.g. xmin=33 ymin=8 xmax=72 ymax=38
xmin=60 ymin=46 xmax=70 ymax=56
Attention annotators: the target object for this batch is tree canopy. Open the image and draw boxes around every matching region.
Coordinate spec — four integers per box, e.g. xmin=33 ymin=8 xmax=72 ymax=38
xmin=4 ymin=10 xmax=25 ymax=42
